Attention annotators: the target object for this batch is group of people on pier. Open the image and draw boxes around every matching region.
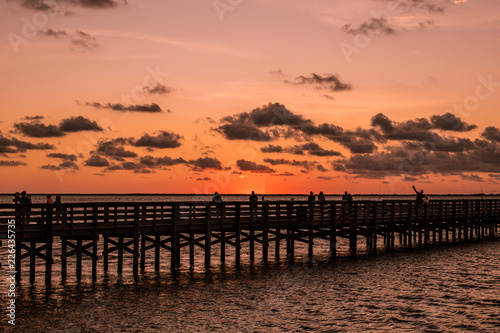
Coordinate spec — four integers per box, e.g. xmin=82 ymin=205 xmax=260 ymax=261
xmin=210 ymin=191 xmax=355 ymax=203
xmin=13 ymin=191 xmax=62 ymax=205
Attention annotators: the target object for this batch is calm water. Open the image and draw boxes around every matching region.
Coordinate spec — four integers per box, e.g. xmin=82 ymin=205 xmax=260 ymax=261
xmin=1 ymin=195 xmax=499 ymax=332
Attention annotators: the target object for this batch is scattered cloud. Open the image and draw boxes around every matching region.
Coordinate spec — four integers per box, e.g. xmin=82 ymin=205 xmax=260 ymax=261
xmin=236 ymin=159 xmax=275 ymax=173
xmin=0 ymin=160 xmax=27 ymax=167
xmin=481 ymin=126 xmax=500 ymax=143
xmin=131 ymin=131 xmax=182 ymax=149
xmin=143 ymin=83 xmax=174 ymax=95
xmin=21 ymin=0 xmax=120 ymax=12
xmin=47 ymin=153 xmax=78 ymax=162
xmin=13 ymin=116 xmax=103 ymax=137
xmin=82 ymin=101 xmax=164 ymax=113
xmin=341 ymin=17 xmax=396 ymax=36
xmin=13 ymin=122 xmax=65 ymax=137
xmin=59 ymin=116 xmax=103 ymax=132
xmin=95 ymin=138 xmax=137 ymax=161
xmin=0 ymin=132 xmax=54 ymax=153
xmin=285 ymin=73 xmax=352 ymax=92
xmin=85 ymin=155 xmax=110 ymax=167
xmin=41 ymin=161 xmax=79 ymax=171
xmin=189 ymin=157 xmax=223 ymax=171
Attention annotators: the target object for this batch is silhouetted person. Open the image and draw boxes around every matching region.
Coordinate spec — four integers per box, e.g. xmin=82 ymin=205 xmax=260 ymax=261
xmin=19 ymin=191 xmax=30 ymax=204
xmin=13 ymin=192 xmax=20 ymax=204
xmin=412 ymin=185 xmax=424 ymax=203
xmin=308 ymin=191 xmax=315 ymax=202
xmin=54 ymin=195 xmax=61 ymax=204
xmin=261 ymin=196 xmax=265 ymax=201
xmin=342 ymin=191 xmax=353 ymax=202
xmin=212 ymin=192 xmax=223 ymax=203
xmin=318 ymin=191 xmax=326 ymax=202
xmin=46 ymin=195 xmax=54 ymax=204
xmin=249 ymin=191 xmax=258 ymax=202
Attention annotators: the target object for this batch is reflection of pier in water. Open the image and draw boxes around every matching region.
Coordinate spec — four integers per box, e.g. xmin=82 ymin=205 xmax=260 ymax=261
xmin=1 ymin=199 xmax=499 ymax=284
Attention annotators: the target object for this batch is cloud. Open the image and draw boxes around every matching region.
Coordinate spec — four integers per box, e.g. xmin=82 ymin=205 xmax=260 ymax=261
xmin=296 ymin=142 xmax=342 ymax=157
xmin=189 ymin=157 xmax=223 ymax=171
xmin=430 ymin=112 xmax=477 ymax=132
xmin=38 ymin=29 xmax=68 ymax=38
xmin=216 ymin=102 xmax=378 ymax=153
xmin=0 ymin=160 xmax=27 ymax=167
xmin=0 ymin=132 xmax=54 ymax=153
xmin=14 ymin=116 xmax=103 ymax=137
xmin=139 ymin=155 xmax=187 ymax=167
xmin=94 ymin=138 xmax=137 ymax=161
xmin=236 ymin=159 xmax=275 ymax=173
xmin=13 ymin=122 xmax=65 ymax=137
xmin=39 ymin=29 xmax=100 ymax=51
xmin=84 ymin=155 xmax=110 ymax=167
xmin=461 ymin=174 xmax=483 ymax=182
xmin=341 ymin=17 xmax=397 ymax=36
xmin=131 ymin=131 xmax=182 ymax=149
xmin=143 ymin=83 xmax=174 ymax=95
xmin=47 ymin=153 xmax=78 ymax=161
xmin=23 ymin=115 xmax=45 ymax=120
xmin=263 ymin=158 xmax=326 ymax=172
xmin=481 ymin=127 xmax=500 ymax=143
xmin=21 ymin=0 xmax=120 ymax=12
xmin=59 ymin=116 xmax=103 ymax=132
xmin=196 ymin=177 xmax=212 ymax=181
xmin=41 ymin=161 xmax=79 ymax=170
xmin=285 ymin=73 xmax=352 ymax=92
xmin=71 ymin=30 xmax=100 ymax=50
xmin=83 ymin=101 xmax=164 ymax=113
xmin=260 ymin=144 xmax=283 ymax=153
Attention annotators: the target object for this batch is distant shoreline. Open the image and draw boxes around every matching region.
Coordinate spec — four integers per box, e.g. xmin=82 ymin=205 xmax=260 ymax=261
xmin=0 ymin=193 xmax=497 ymax=196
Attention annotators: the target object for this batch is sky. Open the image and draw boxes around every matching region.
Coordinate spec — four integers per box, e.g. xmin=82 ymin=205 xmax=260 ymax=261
xmin=1 ymin=0 xmax=500 ymax=195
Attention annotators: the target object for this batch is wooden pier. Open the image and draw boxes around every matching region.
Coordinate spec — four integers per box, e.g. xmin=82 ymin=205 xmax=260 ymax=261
xmin=1 ymin=199 xmax=499 ymax=284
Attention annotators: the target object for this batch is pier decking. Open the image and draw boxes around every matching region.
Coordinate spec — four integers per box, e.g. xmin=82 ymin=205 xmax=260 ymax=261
xmin=1 ymin=199 xmax=499 ymax=284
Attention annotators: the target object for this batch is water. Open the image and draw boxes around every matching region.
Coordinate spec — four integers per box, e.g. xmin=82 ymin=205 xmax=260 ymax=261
xmin=1 ymin=241 xmax=499 ymax=332
xmin=1 ymin=195 xmax=499 ymax=332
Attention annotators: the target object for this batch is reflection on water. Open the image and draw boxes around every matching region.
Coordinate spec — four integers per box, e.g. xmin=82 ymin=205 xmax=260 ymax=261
xmin=1 ymin=241 xmax=499 ymax=332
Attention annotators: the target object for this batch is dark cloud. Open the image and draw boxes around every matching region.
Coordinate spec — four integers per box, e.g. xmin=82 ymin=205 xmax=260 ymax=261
xmin=341 ymin=17 xmax=396 ymax=36
xmin=430 ymin=112 xmax=477 ymax=132
xmin=216 ymin=103 xmax=378 ymax=154
xmin=132 ymin=131 xmax=182 ymax=149
xmin=143 ymin=83 xmax=174 ymax=95
xmin=21 ymin=0 xmax=119 ymax=11
xmin=260 ymin=144 xmax=283 ymax=153
xmin=14 ymin=122 xmax=65 ymax=137
xmin=71 ymin=30 xmax=100 ymax=50
xmin=263 ymin=158 xmax=325 ymax=172
xmin=387 ymin=0 xmax=446 ymax=13
xmin=84 ymin=155 xmax=110 ymax=167
xmin=38 ymin=29 xmax=68 ymax=38
xmin=23 ymin=115 xmax=45 ymax=121
xmin=47 ymin=153 xmax=78 ymax=161
xmin=237 ymin=159 xmax=275 ymax=173
xmin=299 ymin=142 xmax=342 ymax=157
xmin=189 ymin=157 xmax=223 ymax=170
xmin=0 ymin=133 xmax=54 ymax=153
xmin=481 ymin=127 xmax=500 ymax=143
xmin=14 ymin=116 xmax=103 ymax=137
xmin=285 ymin=73 xmax=352 ymax=92
xmin=139 ymin=155 xmax=187 ymax=167
xmin=83 ymin=101 xmax=164 ymax=113
xmin=95 ymin=138 xmax=137 ymax=160
xmin=41 ymin=161 xmax=79 ymax=171
xmin=0 ymin=160 xmax=27 ymax=167
xmin=59 ymin=116 xmax=103 ymax=132
xmin=461 ymin=174 xmax=483 ymax=182
xmin=196 ymin=177 xmax=212 ymax=181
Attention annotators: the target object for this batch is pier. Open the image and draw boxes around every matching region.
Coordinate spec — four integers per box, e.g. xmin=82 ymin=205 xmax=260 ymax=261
xmin=1 ymin=199 xmax=499 ymax=284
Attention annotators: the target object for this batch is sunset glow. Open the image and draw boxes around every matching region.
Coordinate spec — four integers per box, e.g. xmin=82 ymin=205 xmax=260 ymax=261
xmin=1 ymin=0 xmax=500 ymax=194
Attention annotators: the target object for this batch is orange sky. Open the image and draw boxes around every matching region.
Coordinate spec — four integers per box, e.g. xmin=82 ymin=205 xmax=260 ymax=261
xmin=1 ymin=0 xmax=500 ymax=194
